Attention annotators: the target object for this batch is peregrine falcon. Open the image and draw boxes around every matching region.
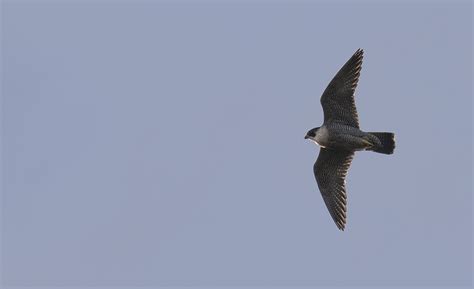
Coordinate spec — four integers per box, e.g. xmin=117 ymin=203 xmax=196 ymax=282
xmin=305 ymin=49 xmax=395 ymax=230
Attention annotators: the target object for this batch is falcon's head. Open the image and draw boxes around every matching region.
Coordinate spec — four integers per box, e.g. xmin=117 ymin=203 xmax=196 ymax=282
xmin=304 ymin=127 xmax=320 ymax=140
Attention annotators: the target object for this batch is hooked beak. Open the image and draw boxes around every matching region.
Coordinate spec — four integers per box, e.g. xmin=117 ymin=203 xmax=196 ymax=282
xmin=304 ymin=134 xmax=309 ymax=139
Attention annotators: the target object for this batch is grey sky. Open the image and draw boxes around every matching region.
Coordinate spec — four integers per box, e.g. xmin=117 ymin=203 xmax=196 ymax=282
xmin=1 ymin=1 xmax=472 ymax=288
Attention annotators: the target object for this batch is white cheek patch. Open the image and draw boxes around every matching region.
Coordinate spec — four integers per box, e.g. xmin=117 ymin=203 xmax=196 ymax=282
xmin=311 ymin=139 xmax=326 ymax=148
xmin=314 ymin=126 xmax=329 ymax=148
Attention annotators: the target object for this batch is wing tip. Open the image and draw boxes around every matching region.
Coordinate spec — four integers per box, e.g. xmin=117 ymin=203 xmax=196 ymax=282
xmin=354 ymin=48 xmax=364 ymax=63
xmin=336 ymin=220 xmax=346 ymax=231
xmin=353 ymin=48 xmax=364 ymax=64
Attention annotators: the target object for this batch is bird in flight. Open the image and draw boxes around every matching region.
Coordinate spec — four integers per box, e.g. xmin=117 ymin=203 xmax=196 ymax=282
xmin=305 ymin=49 xmax=395 ymax=230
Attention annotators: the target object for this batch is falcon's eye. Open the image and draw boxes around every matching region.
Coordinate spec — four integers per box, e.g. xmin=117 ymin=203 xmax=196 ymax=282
xmin=308 ymin=131 xmax=315 ymax=137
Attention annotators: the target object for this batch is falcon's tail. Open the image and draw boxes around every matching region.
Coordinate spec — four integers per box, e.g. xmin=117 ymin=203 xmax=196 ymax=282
xmin=368 ymin=132 xmax=395 ymax=154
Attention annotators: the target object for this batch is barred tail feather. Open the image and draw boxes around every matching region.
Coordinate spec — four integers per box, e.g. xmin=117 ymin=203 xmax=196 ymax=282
xmin=369 ymin=132 xmax=395 ymax=154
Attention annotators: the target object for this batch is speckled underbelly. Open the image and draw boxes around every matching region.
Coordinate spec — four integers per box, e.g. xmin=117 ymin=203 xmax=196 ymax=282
xmin=328 ymin=133 xmax=371 ymax=151
xmin=325 ymin=124 xmax=372 ymax=151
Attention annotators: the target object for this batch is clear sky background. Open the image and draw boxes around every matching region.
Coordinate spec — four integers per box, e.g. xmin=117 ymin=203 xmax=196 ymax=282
xmin=1 ymin=1 xmax=472 ymax=288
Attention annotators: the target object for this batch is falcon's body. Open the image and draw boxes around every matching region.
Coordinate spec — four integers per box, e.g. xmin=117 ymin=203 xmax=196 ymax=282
xmin=305 ymin=49 xmax=395 ymax=230
xmin=310 ymin=123 xmax=380 ymax=151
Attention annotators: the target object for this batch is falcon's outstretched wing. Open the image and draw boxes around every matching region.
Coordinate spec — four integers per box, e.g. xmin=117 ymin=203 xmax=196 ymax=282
xmin=320 ymin=49 xmax=363 ymax=129
xmin=313 ymin=148 xmax=355 ymax=230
